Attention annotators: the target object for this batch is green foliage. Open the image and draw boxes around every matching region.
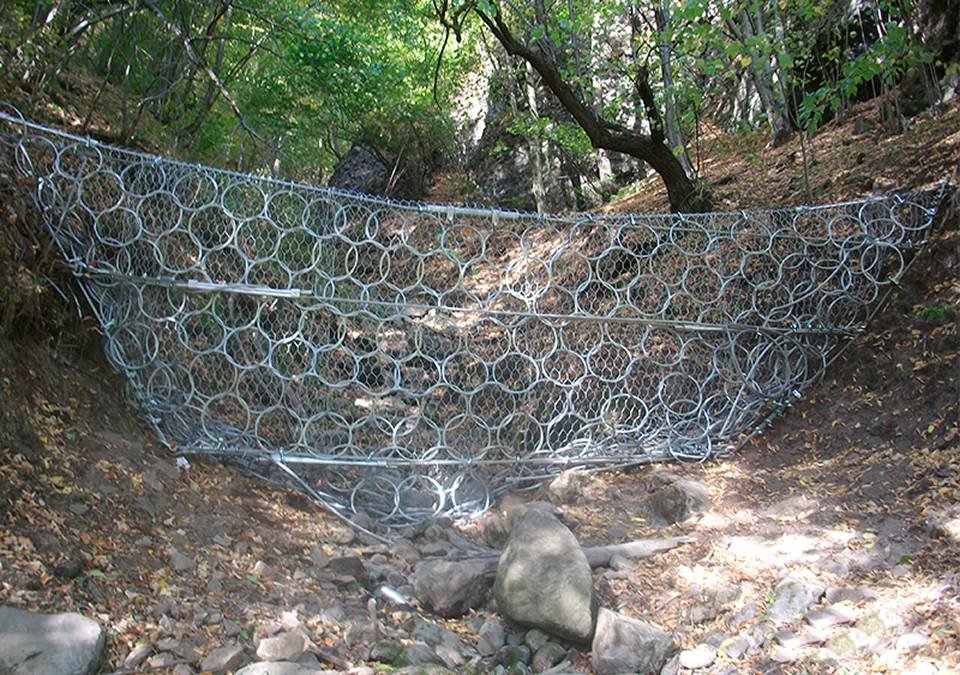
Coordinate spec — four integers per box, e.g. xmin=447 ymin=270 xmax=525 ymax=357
xmin=1 ymin=0 xmax=464 ymax=188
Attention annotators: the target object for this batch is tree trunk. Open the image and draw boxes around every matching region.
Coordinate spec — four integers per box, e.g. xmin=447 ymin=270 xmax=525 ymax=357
xmin=653 ymin=0 xmax=695 ymax=178
xmin=524 ymin=63 xmax=547 ymax=213
xmin=475 ymin=7 xmax=706 ymax=212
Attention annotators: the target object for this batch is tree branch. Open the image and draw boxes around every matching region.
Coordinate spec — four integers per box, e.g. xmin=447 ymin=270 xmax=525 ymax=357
xmin=142 ymin=0 xmax=275 ymax=154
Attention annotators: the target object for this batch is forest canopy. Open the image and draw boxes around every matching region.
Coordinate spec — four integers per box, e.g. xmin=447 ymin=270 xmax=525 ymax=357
xmin=1 ymin=0 xmax=956 ymax=210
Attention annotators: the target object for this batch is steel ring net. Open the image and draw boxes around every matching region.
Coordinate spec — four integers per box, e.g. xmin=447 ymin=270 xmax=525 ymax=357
xmin=0 ymin=109 xmax=943 ymax=526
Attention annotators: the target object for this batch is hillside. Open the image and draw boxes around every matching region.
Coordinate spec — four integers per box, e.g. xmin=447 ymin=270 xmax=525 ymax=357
xmin=0 ymin=88 xmax=957 ymax=675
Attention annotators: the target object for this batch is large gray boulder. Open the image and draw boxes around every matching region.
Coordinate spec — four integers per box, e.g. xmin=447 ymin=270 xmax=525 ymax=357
xmin=0 ymin=606 xmax=105 ymax=675
xmin=591 ymin=608 xmax=675 ymax=675
xmin=493 ymin=506 xmax=595 ymax=643
xmin=414 ymin=558 xmax=496 ymax=618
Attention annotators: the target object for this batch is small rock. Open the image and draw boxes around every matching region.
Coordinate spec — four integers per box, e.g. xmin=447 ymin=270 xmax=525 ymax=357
xmin=896 ymin=632 xmax=930 ymax=651
xmin=524 ymin=629 xmax=550 ymax=653
xmin=201 ymin=645 xmax=245 ymax=673
xmin=825 ymin=586 xmax=877 ymax=604
xmin=148 ymin=653 xmax=178 ymax=669
xmin=328 ymin=556 xmax=365 ymax=579
xmin=169 ymin=547 xmax=195 ymax=572
xmin=414 ymin=559 xmax=495 ymax=618
xmin=296 ymin=652 xmax=321 ymax=667
xmin=256 ymin=631 xmax=305 ymax=662
xmin=478 ymin=619 xmax=506 ymax=656
xmin=173 ymin=665 xmax=194 ymax=675
xmin=679 ymin=645 xmax=715 ymax=669
xmin=767 ymin=578 xmax=824 ymax=623
xmin=124 ymin=643 xmax=153 ymax=669
xmin=223 ymin=620 xmax=242 ymax=637
xmin=399 ymin=642 xmax=442 ymax=666
xmin=309 ymin=546 xmax=330 ymax=569
xmin=648 ymin=480 xmax=709 ymax=524
xmin=235 ymin=663 xmax=331 ymax=675
xmin=532 ymin=642 xmax=567 ymax=672
xmin=495 ymin=644 xmax=532 ymax=668
xmin=370 ymin=639 xmax=404 ymax=664
xmin=0 ymin=606 xmax=106 ymax=675
xmin=53 ymin=558 xmax=84 ymax=579
xmin=494 ymin=507 xmax=595 ymax=643
xmin=545 ymin=468 xmax=596 ymax=505
xmin=811 ymin=647 xmax=841 ymax=666
xmin=722 ymin=638 xmax=749 ymax=660
xmin=332 ymin=527 xmax=356 ymax=545
xmin=591 ymin=608 xmax=674 ymax=675
xmin=660 ymin=654 xmax=680 ymax=675
xmin=805 ymin=604 xmax=858 ymax=629
xmin=769 ymin=645 xmax=797 ymax=663
xmin=856 ymin=610 xmax=904 ymax=639
xmin=390 ymin=538 xmax=420 ymax=564
xmin=434 ymin=643 xmax=465 ymax=669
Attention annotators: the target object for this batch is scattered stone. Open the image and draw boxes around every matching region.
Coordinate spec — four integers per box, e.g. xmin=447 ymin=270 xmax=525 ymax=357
xmin=686 ymin=583 xmax=740 ymax=623
xmin=390 ymin=538 xmax=421 ymax=564
xmin=660 ymin=654 xmax=680 ymax=675
xmin=591 ymin=608 xmax=674 ymax=675
xmin=235 ymin=663 xmax=336 ymax=675
xmin=257 ymin=632 xmax=306 ymax=662
xmin=532 ymin=642 xmax=567 ymax=672
xmin=414 ymin=559 xmax=495 ymax=618
xmin=410 ymin=617 xmax=462 ymax=649
xmin=399 ymin=642 xmax=442 ymax=667
xmin=309 ymin=546 xmax=330 ymax=569
xmin=391 ymin=666 xmax=456 ymax=675
xmin=173 ymin=665 xmax=194 ymax=675
xmin=434 ymin=643 xmax=466 ymax=669
xmin=769 ymin=645 xmax=798 ymax=663
xmin=856 ymin=610 xmax=904 ymax=639
xmin=370 ymin=639 xmax=404 ymax=664
xmin=805 ymin=604 xmax=858 ymax=629
xmin=202 ymin=645 xmax=245 ymax=673
xmin=328 ymin=556 xmax=365 ymax=579
xmin=825 ymin=586 xmax=877 ymax=604
xmin=52 ymin=557 xmax=84 ymax=579
xmin=0 ymin=606 xmax=106 ymax=675
xmin=495 ymin=644 xmax=532 ymax=668
xmin=124 ymin=643 xmax=153 ymax=670
xmin=679 ymin=645 xmax=716 ymax=669
xmin=494 ymin=507 xmax=595 ymax=643
xmin=825 ymin=633 xmax=860 ymax=659
xmin=148 ymin=653 xmax=178 ymax=669
xmin=169 ymin=547 xmax=195 ymax=572
xmin=810 ymin=646 xmax=841 ymax=666
xmin=767 ymin=578 xmax=824 ymax=623
xmin=524 ymin=629 xmax=550 ymax=653
xmin=223 ymin=620 xmax=243 ymax=637
xmin=332 ymin=527 xmax=356 ymax=545
xmin=722 ymin=638 xmax=749 ymax=660
xmin=896 ymin=632 xmax=930 ymax=651
xmin=417 ymin=541 xmax=450 ymax=557
xmin=545 ymin=468 xmax=596 ymax=505
xmin=648 ymin=479 xmax=710 ymax=524
xmin=478 ymin=619 xmax=506 ymax=656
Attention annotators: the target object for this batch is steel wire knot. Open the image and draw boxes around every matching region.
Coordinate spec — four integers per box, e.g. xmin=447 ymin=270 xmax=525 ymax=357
xmin=0 ymin=109 xmax=946 ymax=526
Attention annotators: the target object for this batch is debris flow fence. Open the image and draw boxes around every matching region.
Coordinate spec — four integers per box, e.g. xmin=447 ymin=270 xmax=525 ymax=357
xmin=0 ymin=106 xmax=945 ymax=526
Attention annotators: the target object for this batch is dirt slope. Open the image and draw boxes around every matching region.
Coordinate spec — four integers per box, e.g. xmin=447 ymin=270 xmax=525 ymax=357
xmin=0 ymin=99 xmax=957 ymax=674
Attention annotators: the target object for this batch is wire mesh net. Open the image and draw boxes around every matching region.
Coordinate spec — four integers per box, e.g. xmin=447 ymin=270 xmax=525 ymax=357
xmin=0 ymin=106 xmax=944 ymax=526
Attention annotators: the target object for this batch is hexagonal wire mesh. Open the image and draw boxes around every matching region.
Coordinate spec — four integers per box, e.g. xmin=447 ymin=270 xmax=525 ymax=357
xmin=0 ymin=106 xmax=947 ymax=527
